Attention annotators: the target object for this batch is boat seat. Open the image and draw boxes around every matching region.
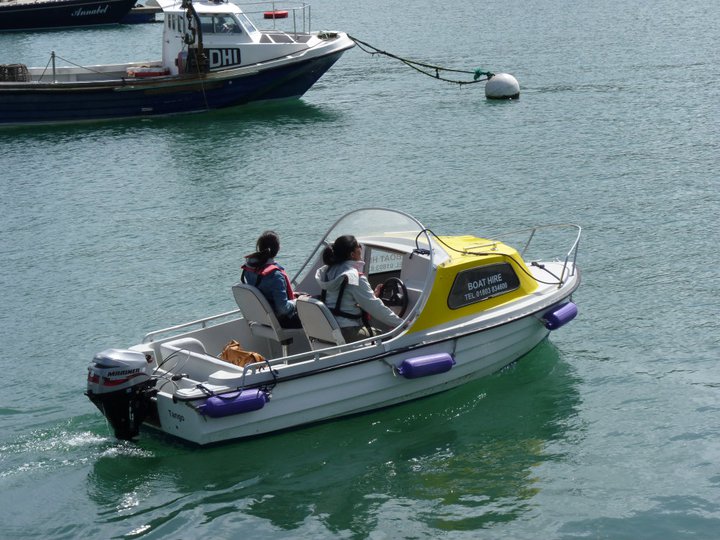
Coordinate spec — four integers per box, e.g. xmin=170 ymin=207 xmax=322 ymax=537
xmin=232 ymin=283 xmax=304 ymax=357
xmin=296 ymin=297 xmax=346 ymax=351
xmin=162 ymin=337 xmax=207 ymax=355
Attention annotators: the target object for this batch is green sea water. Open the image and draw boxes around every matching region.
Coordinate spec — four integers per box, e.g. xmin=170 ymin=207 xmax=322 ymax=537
xmin=0 ymin=0 xmax=718 ymax=538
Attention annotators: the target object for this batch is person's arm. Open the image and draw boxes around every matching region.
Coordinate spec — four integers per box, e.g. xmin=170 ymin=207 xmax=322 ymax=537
xmin=267 ymin=271 xmax=296 ymax=317
xmin=352 ymin=277 xmax=403 ymax=327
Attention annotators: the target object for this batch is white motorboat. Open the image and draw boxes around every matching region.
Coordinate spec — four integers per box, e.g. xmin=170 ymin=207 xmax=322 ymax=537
xmin=87 ymin=208 xmax=581 ymax=446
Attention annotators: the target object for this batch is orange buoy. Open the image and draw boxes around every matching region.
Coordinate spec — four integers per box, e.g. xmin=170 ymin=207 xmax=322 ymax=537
xmin=264 ymin=10 xmax=288 ymax=19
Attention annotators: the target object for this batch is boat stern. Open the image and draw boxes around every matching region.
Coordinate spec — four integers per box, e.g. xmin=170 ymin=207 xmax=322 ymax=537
xmin=86 ymin=349 xmax=157 ymax=440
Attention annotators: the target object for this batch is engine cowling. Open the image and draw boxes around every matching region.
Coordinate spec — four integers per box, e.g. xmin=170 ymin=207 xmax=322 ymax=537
xmin=86 ymin=349 xmax=156 ymax=440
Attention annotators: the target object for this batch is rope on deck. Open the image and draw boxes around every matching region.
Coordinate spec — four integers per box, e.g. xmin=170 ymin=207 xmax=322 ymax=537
xmin=348 ymin=35 xmax=494 ymax=85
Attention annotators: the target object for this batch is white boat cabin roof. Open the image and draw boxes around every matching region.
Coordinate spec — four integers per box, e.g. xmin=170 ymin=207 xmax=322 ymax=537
xmin=157 ymin=0 xmax=249 ymax=16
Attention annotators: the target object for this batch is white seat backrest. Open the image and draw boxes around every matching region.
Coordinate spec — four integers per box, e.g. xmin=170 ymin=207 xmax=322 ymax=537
xmin=232 ymin=283 xmax=282 ymax=333
xmin=296 ymin=297 xmax=346 ymax=350
xmin=232 ymin=282 xmax=308 ymax=357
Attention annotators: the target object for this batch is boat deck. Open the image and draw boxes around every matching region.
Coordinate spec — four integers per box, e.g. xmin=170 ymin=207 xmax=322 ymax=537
xmin=21 ymin=61 xmax=165 ymax=83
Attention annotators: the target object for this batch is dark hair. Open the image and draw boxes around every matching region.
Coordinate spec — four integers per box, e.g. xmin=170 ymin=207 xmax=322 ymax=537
xmin=322 ymin=235 xmax=358 ymax=266
xmin=251 ymin=230 xmax=280 ymax=264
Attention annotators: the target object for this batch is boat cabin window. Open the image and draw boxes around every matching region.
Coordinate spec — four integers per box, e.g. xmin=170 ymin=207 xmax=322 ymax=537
xmin=199 ymin=14 xmax=242 ymax=34
xmin=167 ymin=14 xmax=186 ymax=33
xmin=447 ymin=263 xmax=521 ymax=309
xmin=237 ymin=13 xmax=258 ymax=34
xmin=365 ymin=247 xmax=404 ymax=288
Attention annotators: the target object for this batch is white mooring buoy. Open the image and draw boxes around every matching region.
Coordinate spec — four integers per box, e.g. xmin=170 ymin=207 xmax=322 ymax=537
xmin=485 ymin=73 xmax=520 ymax=100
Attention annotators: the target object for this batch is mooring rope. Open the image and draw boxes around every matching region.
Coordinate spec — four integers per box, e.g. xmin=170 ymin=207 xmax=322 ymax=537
xmin=348 ymin=35 xmax=494 ymax=85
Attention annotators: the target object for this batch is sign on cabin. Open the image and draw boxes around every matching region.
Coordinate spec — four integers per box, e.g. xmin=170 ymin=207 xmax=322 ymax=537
xmin=369 ymin=249 xmax=404 ymax=274
xmin=448 ymin=263 xmax=520 ymax=309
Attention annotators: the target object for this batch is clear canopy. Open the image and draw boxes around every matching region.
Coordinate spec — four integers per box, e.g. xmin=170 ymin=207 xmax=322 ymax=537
xmin=293 ymin=208 xmax=433 ymax=286
xmin=323 ymin=208 xmax=425 ymax=241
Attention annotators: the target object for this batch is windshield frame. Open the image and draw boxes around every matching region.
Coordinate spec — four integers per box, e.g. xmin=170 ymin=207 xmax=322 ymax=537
xmin=292 ymin=208 xmax=437 ymax=341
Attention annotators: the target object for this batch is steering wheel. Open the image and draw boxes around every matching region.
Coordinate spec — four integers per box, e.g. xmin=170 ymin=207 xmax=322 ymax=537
xmin=377 ymin=277 xmax=408 ymax=318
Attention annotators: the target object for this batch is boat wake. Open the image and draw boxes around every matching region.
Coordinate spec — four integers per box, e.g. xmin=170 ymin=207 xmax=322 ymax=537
xmin=0 ymin=420 xmax=153 ymax=480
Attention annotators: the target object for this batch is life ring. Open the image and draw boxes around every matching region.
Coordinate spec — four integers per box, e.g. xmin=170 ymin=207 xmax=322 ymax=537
xmin=263 ymin=10 xmax=288 ymax=19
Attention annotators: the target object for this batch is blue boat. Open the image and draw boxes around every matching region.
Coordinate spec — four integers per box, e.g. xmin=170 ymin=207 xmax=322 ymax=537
xmin=0 ymin=0 xmax=138 ymax=31
xmin=0 ymin=0 xmax=355 ymax=126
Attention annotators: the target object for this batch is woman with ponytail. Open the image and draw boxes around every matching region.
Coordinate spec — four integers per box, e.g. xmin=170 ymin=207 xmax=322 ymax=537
xmin=241 ymin=230 xmax=301 ymax=329
xmin=315 ymin=235 xmax=403 ymax=343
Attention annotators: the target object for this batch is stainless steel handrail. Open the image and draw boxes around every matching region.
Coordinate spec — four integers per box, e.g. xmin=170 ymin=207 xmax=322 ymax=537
xmin=142 ymin=308 xmax=241 ymax=343
xmin=500 ymin=223 xmax=582 ymax=286
xmin=238 ymin=1 xmax=311 ymax=34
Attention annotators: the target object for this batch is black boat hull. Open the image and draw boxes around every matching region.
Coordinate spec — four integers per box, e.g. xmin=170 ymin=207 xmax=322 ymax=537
xmin=0 ymin=0 xmax=137 ymax=31
xmin=0 ymin=49 xmax=347 ymax=126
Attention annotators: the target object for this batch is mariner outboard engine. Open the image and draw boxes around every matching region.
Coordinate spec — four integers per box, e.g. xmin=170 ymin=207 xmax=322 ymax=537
xmin=86 ymin=349 xmax=156 ymax=440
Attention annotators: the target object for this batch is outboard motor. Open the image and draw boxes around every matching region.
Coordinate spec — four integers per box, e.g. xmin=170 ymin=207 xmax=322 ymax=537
xmin=86 ymin=349 xmax=156 ymax=441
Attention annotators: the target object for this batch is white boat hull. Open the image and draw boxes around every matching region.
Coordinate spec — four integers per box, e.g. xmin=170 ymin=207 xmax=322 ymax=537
xmin=152 ymin=314 xmax=550 ymax=445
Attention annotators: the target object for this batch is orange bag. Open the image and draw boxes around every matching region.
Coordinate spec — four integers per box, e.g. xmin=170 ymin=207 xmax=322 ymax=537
xmin=219 ymin=340 xmax=265 ymax=367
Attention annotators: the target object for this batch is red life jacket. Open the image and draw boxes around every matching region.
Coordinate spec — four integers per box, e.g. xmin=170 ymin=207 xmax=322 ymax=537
xmin=241 ymin=262 xmax=296 ymax=300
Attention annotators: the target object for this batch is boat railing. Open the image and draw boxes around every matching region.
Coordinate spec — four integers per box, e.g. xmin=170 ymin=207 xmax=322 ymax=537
xmin=142 ymin=308 xmax=241 ymax=343
xmin=496 ymin=224 xmax=581 ymax=287
xmin=238 ymin=1 xmax=311 ymax=35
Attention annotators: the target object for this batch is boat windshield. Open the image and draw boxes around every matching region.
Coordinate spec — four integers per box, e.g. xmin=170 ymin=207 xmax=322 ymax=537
xmin=237 ymin=12 xmax=258 ymax=34
xmin=199 ymin=14 xmax=242 ymax=34
xmin=293 ymin=208 xmax=431 ymax=286
xmin=324 ymin=208 xmax=425 ymax=242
